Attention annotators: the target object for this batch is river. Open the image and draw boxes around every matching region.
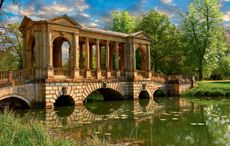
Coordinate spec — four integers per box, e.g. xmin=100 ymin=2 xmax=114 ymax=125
xmin=16 ymin=97 xmax=230 ymax=146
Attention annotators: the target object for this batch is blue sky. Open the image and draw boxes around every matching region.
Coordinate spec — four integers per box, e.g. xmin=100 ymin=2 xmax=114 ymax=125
xmin=1 ymin=0 xmax=230 ymax=27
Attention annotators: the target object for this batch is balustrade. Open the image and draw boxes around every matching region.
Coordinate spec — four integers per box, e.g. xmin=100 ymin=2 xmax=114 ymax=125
xmin=53 ymin=68 xmax=71 ymax=76
xmin=0 ymin=69 xmax=35 ymax=82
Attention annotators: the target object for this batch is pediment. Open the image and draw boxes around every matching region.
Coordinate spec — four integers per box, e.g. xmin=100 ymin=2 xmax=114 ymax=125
xmin=48 ymin=15 xmax=83 ymax=28
xmin=131 ymin=31 xmax=149 ymax=40
xmin=19 ymin=16 xmax=34 ymax=31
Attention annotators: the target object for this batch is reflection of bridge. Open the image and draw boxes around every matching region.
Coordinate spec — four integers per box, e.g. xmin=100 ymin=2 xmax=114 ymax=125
xmin=0 ymin=15 xmax=193 ymax=108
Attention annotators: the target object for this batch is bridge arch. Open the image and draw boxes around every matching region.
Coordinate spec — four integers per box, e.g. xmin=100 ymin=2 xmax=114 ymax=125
xmin=82 ymin=82 xmax=125 ymax=102
xmin=0 ymin=95 xmax=31 ymax=109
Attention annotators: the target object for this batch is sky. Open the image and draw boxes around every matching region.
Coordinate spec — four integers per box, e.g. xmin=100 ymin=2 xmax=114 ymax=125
xmin=1 ymin=0 xmax=230 ymax=28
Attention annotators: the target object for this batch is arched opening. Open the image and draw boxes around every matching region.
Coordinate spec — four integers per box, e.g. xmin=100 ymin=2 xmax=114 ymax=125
xmin=0 ymin=97 xmax=30 ymax=110
xmin=100 ymin=46 xmax=106 ymax=69
xmin=138 ymin=90 xmax=150 ymax=107
xmin=54 ymin=95 xmax=75 ymax=107
xmin=84 ymin=88 xmax=124 ymax=115
xmin=153 ymin=89 xmax=167 ymax=103
xmin=53 ymin=37 xmax=71 ymax=68
xmin=139 ymin=90 xmax=150 ymax=99
xmin=136 ymin=48 xmax=146 ymax=71
xmin=27 ymin=36 xmax=35 ymax=68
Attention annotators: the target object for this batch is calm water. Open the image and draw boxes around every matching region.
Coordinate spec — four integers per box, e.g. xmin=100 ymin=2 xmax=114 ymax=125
xmin=17 ymin=98 xmax=230 ymax=146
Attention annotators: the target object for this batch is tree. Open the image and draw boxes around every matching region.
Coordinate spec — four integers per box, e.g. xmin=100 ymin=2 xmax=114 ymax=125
xmin=137 ymin=10 xmax=184 ymax=74
xmin=108 ymin=11 xmax=136 ymax=33
xmin=182 ymin=0 xmax=226 ymax=80
xmin=0 ymin=23 xmax=23 ymax=71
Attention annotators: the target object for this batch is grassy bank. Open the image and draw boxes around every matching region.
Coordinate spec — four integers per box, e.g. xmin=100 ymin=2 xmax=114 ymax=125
xmin=0 ymin=111 xmax=74 ymax=146
xmin=184 ymin=81 xmax=230 ymax=98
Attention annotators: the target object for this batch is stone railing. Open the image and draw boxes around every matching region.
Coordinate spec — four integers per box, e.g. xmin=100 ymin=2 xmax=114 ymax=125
xmin=152 ymin=72 xmax=167 ymax=83
xmin=168 ymin=75 xmax=194 ymax=84
xmin=79 ymin=69 xmax=86 ymax=78
xmin=136 ymin=70 xmax=146 ymax=78
xmin=91 ymin=70 xmax=96 ymax=77
xmin=0 ymin=69 xmax=35 ymax=82
xmin=101 ymin=70 xmax=107 ymax=77
xmin=53 ymin=68 xmax=71 ymax=76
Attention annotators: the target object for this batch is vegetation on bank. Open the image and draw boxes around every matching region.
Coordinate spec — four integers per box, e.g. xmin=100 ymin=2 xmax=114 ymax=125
xmin=0 ymin=111 xmax=74 ymax=146
xmin=184 ymin=81 xmax=230 ymax=98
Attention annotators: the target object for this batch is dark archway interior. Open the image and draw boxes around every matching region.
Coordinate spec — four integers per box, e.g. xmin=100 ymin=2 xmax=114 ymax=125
xmin=139 ymin=90 xmax=150 ymax=99
xmin=84 ymin=88 xmax=124 ymax=115
xmin=153 ymin=89 xmax=166 ymax=97
xmin=153 ymin=89 xmax=167 ymax=104
xmin=0 ymin=97 xmax=29 ymax=110
xmin=139 ymin=90 xmax=150 ymax=107
xmin=54 ymin=95 xmax=75 ymax=107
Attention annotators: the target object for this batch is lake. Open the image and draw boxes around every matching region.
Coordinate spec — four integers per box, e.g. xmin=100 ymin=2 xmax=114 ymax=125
xmin=16 ymin=97 xmax=230 ymax=146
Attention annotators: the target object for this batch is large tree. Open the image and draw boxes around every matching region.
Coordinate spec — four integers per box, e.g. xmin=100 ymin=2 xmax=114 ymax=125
xmin=137 ymin=10 xmax=184 ymax=74
xmin=108 ymin=11 xmax=136 ymax=33
xmin=0 ymin=23 xmax=23 ymax=71
xmin=182 ymin=0 xmax=226 ymax=80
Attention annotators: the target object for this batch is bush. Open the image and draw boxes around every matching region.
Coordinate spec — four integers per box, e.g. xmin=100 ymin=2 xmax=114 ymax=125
xmin=0 ymin=111 xmax=74 ymax=146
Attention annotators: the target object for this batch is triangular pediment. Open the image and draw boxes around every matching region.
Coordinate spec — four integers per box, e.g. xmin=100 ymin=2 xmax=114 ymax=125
xmin=48 ymin=15 xmax=83 ymax=28
xmin=19 ymin=16 xmax=34 ymax=31
xmin=131 ymin=31 xmax=149 ymax=40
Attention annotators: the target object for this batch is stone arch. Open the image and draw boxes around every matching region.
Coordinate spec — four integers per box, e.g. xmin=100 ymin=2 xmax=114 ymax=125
xmin=52 ymin=36 xmax=72 ymax=68
xmin=27 ymin=35 xmax=35 ymax=68
xmin=47 ymin=86 xmax=77 ymax=106
xmin=0 ymin=94 xmax=31 ymax=109
xmin=136 ymin=85 xmax=153 ymax=100
xmin=82 ymin=82 xmax=125 ymax=102
xmin=135 ymin=46 xmax=146 ymax=71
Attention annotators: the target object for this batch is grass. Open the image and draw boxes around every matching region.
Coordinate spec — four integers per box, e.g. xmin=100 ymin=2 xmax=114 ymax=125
xmin=0 ymin=111 xmax=74 ymax=146
xmin=184 ymin=81 xmax=230 ymax=98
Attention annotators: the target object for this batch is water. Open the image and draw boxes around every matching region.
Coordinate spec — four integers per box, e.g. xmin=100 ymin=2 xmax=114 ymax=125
xmin=17 ymin=98 xmax=230 ymax=146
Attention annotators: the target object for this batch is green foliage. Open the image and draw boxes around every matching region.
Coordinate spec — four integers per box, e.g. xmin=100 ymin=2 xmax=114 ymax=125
xmin=136 ymin=49 xmax=142 ymax=70
xmin=182 ymin=0 xmax=227 ymax=80
xmin=184 ymin=81 xmax=230 ymax=98
xmin=108 ymin=11 xmax=136 ymax=33
xmin=0 ymin=111 xmax=74 ymax=146
xmin=0 ymin=23 xmax=23 ymax=71
xmin=137 ymin=10 xmax=184 ymax=74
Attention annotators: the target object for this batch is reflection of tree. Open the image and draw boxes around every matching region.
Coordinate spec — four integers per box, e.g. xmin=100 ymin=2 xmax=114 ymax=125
xmin=204 ymin=105 xmax=230 ymax=146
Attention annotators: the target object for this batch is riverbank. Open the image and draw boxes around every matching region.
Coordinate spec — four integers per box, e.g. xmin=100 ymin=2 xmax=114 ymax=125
xmin=0 ymin=111 xmax=74 ymax=146
xmin=184 ymin=81 xmax=230 ymax=98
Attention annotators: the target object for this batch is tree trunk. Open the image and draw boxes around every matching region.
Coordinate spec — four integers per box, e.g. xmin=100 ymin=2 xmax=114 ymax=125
xmin=198 ymin=58 xmax=203 ymax=81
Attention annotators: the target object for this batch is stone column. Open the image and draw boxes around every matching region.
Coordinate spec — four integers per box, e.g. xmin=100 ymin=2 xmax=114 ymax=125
xmin=85 ymin=37 xmax=91 ymax=78
xmin=79 ymin=44 xmax=83 ymax=69
xmin=47 ymin=30 xmax=54 ymax=79
xmin=96 ymin=39 xmax=101 ymax=79
xmin=106 ymin=40 xmax=111 ymax=78
xmin=115 ymin=42 xmax=120 ymax=77
xmin=72 ymin=33 xmax=79 ymax=78
xmin=133 ymin=44 xmax=138 ymax=80
xmin=22 ymin=33 xmax=26 ymax=69
xmin=146 ymin=44 xmax=152 ymax=78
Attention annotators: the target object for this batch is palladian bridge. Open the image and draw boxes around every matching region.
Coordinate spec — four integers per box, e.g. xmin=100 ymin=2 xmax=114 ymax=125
xmin=0 ymin=15 xmax=194 ymax=109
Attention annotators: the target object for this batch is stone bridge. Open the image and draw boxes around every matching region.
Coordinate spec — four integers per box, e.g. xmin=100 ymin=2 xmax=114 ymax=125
xmin=0 ymin=15 xmax=194 ymax=109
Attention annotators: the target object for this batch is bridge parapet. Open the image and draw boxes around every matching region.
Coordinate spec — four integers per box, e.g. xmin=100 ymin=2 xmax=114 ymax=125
xmin=0 ymin=69 xmax=35 ymax=86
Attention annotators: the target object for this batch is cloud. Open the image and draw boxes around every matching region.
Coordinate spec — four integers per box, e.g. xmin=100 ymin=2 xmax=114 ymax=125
xmin=154 ymin=7 xmax=175 ymax=18
xmin=224 ymin=11 xmax=230 ymax=21
xmin=161 ymin=0 xmax=173 ymax=4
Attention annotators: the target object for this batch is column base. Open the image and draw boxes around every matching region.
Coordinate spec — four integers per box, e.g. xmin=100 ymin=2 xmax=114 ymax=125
xmin=47 ymin=68 xmax=54 ymax=79
xmin=116 ymin=70 xmax=121 ymax=78
xmin=86 ymin=70 xmax=91 ymax=78
xmin=96 ymin=70 xmax=101 ymax=79
xmin=72 ymin=68 xmax=80 ymax=79
xmin=106 ymin=70 xmax=111 ymax=78
xmin=146 ymin=71 xmax=152 ymax=78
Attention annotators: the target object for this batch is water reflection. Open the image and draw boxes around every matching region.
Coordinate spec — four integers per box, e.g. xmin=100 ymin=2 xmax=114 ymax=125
xmin=21 ymin=98 xmax=230 ymax=146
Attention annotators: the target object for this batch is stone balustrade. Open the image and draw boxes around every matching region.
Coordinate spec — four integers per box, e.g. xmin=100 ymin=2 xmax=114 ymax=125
xmin=0 ymin=69 xmax=35 ymax=83
xmin=53 ymin=68 xmax=71 ymax=76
